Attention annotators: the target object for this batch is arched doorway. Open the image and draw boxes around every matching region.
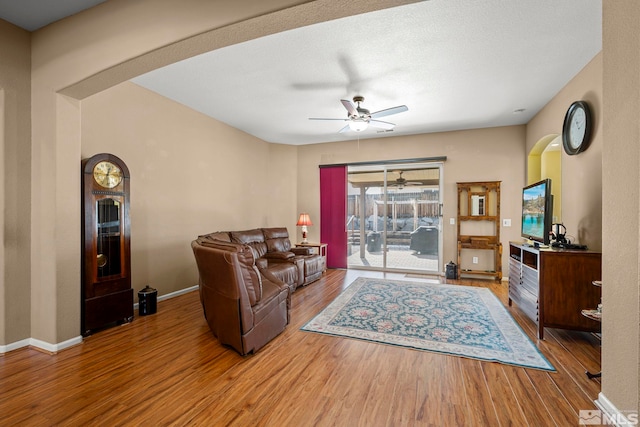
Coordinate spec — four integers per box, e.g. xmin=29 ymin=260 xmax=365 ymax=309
xmin=528 ymin=134 xmax=562 ymax=223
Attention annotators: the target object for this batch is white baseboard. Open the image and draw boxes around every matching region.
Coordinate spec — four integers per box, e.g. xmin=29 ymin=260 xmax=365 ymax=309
xmin=1 ymin=336 xmax=82 ymax=355
xmin=595 ymin=392 xmax=637 ymax=426
xmin=30 ymin=336 xmax=83 ymax=353
xmin=0 ymin=338 xmax=31 ymax=354
xmin=1 ymin=286 xmax=199 ymax=355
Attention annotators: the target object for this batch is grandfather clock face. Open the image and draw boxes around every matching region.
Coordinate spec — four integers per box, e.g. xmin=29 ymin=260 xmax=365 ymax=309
xmin=93 ymin=161 xmax=123 ymax=189
xmin=81 ymin=153 xmax=132 ymax=335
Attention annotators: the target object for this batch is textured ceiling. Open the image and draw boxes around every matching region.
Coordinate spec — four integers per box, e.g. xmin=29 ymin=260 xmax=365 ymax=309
xmin=132 ymin=1 xmax=602 ymax=145
xmin=0 ymin=1 xmax=602 ymax=146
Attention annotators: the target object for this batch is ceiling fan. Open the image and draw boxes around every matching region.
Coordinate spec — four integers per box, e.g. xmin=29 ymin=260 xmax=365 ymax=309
xmin=389 ymin=171 xmax=423 ymax=190
xmin=309 ymin=96 xmax=408 ymax=133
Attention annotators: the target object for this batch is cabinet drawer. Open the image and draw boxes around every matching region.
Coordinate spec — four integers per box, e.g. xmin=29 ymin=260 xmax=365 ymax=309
xmin=518 ymin=288 xmax=539 ymax=322
xmin=510 ymin=284 xmax=538 ymax=322
xmin=509 ymin=259 xmax=521 ymax=281
xmin=508 ymin=285 xmax=521 ymax=304
xmin=521 ymin=265 xmax=539 ymax=295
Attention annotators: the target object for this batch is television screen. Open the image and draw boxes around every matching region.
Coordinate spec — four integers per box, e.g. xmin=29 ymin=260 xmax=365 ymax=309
xmin=521 ymin=179 xmax=553 ymax=245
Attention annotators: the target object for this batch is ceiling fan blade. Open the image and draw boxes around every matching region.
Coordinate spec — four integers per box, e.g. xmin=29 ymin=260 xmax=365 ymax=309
xmin=369 ymin=119 xmax=395 ymax=130
xmin=340 ymin=99 xmax=358 ymax=117
xmin=309 ymin=118 xmax=349 ymax=121
xmin=338 ymin=124 xmax=351 ymax=133
xmin=371 ymin=105 xmax=408 ymax=119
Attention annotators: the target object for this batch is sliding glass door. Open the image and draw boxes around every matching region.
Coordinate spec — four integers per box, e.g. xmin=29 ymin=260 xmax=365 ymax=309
xmin=346 ymin=163 xmax=443 ymax=274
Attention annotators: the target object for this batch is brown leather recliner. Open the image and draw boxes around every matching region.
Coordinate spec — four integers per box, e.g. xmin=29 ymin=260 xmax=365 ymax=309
xmin=262 ymin=227 xmax=325 ymax=287
xmin=191 ymin=237 xmax=291 ymax=355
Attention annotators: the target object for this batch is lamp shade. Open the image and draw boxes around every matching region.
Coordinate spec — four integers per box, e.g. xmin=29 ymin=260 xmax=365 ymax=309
xmin=296 ymin=213 xmax=313 ymax=226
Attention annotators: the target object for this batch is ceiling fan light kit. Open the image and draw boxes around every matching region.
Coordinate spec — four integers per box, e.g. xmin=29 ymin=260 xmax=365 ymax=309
xmin=348 ymin=120 xmax=368 ymax=132
xmin=310 ymin=96 xmax=408 ymax=134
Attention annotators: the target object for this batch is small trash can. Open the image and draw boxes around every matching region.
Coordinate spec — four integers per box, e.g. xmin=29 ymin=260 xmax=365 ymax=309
xmin=138 ymin=285 xmax=157 ymax=316
xmin=367 ymin=232 xmax=381 ymax=253
xmin=445 ymin=261 xmax=458 ymax=280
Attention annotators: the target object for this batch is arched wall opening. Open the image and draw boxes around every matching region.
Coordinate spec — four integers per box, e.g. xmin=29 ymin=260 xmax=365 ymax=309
xmin=33 ymin=1 xmax=415 ymax=346
xmin=528 ymin=134 xmax=561 ymax=223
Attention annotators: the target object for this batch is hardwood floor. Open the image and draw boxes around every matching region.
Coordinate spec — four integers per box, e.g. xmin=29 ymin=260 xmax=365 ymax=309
xmin=0 ymin=270 xmax=601 ymax=426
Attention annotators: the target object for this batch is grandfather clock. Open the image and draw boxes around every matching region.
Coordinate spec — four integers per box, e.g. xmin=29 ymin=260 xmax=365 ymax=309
xmin=81 ymin=153 xmax=133 ymax=336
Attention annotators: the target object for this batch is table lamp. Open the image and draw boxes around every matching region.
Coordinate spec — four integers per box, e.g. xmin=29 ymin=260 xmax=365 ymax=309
xmin=296 ymin=213 xmax=312 ymax=244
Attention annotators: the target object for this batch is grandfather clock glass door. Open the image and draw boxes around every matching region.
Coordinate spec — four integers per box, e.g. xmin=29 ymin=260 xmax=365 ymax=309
xmin=97 ymin=198 xmax=123 ymax=278
xmin=82 ymin=153 xmax=133 ymax=336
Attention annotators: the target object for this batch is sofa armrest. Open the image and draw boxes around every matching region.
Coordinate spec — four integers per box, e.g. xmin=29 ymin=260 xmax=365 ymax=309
xmin=291 ymin=247 xmax=312 ymax=256
xmin=260 ymin=268 xmax=292 ymax=322
xmin=256 ymin=258 xmax=268 ymax=269
xmin=264 ymin=251 xmax=295 ymax=261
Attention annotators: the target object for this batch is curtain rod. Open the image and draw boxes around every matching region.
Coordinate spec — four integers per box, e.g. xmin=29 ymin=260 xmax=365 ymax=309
xmin=319 ymin=156 xmax=447 ymax=168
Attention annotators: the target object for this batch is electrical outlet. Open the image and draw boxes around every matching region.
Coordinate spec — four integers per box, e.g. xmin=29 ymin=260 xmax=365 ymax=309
xmin=503 ymin=219 xmax=511 ymax=227
xmin=472 ymin=256 xmax=479 ymax=264
xmin=450 ymin=218 xmax=455 ymax=225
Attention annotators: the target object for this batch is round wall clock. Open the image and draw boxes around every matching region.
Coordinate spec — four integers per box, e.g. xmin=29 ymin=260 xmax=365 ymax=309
xmin=562 ymin=100 xmax=592 ymax=155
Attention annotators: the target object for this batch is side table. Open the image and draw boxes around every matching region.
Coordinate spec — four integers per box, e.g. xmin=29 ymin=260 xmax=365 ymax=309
xmin=295 ymin=243 xmax=327 ymax=272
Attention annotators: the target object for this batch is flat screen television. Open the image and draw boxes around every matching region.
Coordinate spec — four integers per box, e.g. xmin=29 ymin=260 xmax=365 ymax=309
xmin=521 ymin=178 xmax=553 ymax=246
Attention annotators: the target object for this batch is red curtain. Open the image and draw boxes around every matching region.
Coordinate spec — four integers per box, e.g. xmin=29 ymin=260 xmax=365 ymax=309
xmin=320 ymin=165 xmax=347 ymax=269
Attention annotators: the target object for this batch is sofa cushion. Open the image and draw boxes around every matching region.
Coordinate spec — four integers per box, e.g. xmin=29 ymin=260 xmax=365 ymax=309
xmin=263 ymin=227 xmax=293 ymax=253
xmin=240 ymin=263 xmax=263 ymax=307
xmin=265 ymin=262 xmax=298 ymax=289
xmin=262 ymin=227 xmax=289 ymax=240
xmin=303 ymin=255 xmax=325 ymax=277
xmin=231 ymin=229 xmax=268 ymax=259
xmin=199 ymin=231 xmax=231 ymax=243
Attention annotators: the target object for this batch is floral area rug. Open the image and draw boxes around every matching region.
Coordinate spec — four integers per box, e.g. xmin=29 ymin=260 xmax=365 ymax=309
xmin=302 ymin=277 xmax=555 ymax=371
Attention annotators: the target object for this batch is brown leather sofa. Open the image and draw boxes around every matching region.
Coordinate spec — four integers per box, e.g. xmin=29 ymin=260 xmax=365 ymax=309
xmin=192 ymin=238 xmax=290 ymax=355
xmin=199 ymin=227 xmax=325 ymax=292
xmin=191 ymin=227 xmax=325 ymax=354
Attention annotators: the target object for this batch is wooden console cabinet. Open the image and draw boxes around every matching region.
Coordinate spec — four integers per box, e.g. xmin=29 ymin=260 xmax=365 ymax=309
xmin=508 ymin=242 xmax=601 ymax=339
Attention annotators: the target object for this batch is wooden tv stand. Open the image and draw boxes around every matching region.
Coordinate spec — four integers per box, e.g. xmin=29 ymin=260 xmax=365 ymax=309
xmin=508 ymin=242 xmax=602 ymax=339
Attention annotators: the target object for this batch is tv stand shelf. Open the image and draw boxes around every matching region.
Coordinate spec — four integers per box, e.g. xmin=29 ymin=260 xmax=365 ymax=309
xmin=508 ymin=242 xmax=602 ymax=339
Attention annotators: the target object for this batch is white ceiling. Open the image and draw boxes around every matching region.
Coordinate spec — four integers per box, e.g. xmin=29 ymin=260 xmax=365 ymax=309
xmin=0 ymin=0 xmax=106 ymax=31
xmin=0 ymin=1 xmax=602 ymax=146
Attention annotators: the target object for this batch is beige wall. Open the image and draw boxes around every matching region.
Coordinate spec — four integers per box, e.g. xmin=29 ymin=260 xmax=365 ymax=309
xmin=82 ymin=82 xmax=297 ymax=297
xmin=0 ymin=20 xmax=31 ymax=345
xmin=602 ymin=1 xmax=640 ymax=415
xmin=527 ymin=52 xmax=603 ymax=251
xmin=2 ymin=0 xmax=637 ymax=419
xmin=26 ymin=0 xmax=416 ymax=345
xmin=296 ymin=125 xmax=527 ymax=274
